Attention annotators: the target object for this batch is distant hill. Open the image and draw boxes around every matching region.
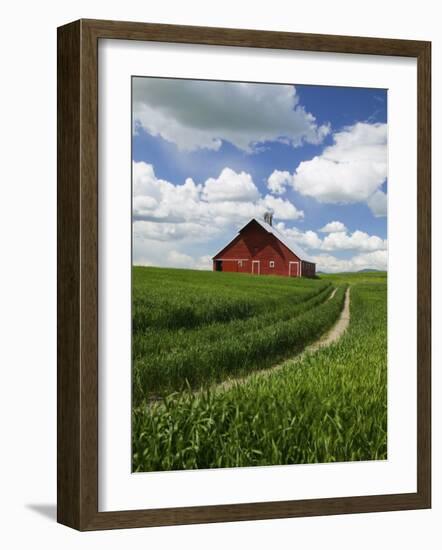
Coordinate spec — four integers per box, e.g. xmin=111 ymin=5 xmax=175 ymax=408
xmin=316 ymin=269 xmax=384 ymax=275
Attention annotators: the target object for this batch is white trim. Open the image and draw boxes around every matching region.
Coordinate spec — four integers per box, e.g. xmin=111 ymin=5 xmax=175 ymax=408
xmin=216 ymin=258 xmax=250 ymax=261
xmin=252 ymin=260 xmax=260 ymax=275
xmin=289 ymin=261 xmax=300 ymax=277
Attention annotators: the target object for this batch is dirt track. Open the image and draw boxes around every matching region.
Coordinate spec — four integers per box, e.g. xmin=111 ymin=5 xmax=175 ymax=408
xmin=148 ymin=286 xmax=351 ymax=403
xmin=213 ymin=286 xmax=351 ymax=393
xmin=305 ymin=286 xmax=350 ymax=353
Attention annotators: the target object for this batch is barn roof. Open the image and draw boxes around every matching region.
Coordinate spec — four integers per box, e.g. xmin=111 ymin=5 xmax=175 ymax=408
xmin=213 ymin=218 xmax=315 ymax=263
xmin=251 ymin=218 xmax=315 ymax=263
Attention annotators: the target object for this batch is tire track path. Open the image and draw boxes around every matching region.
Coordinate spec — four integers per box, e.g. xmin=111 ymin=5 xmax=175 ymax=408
xmin=212 ymin=286 xmax=351 ymax=393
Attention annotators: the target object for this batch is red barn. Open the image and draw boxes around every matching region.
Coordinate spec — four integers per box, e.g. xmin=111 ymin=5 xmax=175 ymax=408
xmin=212 ymin=214 xmax=316 ymax=278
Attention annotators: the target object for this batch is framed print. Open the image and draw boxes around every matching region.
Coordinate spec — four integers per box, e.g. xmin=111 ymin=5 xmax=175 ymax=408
xmin=57 ymin=19 xmax=431 ymax=530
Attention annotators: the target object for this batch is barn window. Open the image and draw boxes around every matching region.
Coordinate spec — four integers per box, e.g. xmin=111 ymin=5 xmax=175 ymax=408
xmin=269 ymin=260 xmax=275 ymax=268
xmin=238 ymin=260 xmax=243 ymax=267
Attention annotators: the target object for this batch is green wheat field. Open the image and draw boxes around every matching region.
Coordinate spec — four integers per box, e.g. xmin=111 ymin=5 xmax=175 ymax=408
xmin=132 ymin=267 xmax=387 ymax=472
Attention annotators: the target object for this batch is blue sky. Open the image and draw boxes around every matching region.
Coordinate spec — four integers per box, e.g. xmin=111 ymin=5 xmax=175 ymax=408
xmin=132 ymin=77 xmax=387 ymax=272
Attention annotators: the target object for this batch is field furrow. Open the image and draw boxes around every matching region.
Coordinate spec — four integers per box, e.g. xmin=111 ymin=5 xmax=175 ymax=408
xmin=133 ymin=266 xmax=330 ymax=331
xmin=132 ymin=268 xmax=345 ymax=402
xmin=132 ymin=275 xmax=387 ymax=471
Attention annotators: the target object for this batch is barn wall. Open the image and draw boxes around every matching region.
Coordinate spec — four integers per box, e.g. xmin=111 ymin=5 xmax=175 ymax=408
xmin=301 ymin=260 xmax=316 ymax=278
xmin=213 ymin=221 xmax=315 ymax=277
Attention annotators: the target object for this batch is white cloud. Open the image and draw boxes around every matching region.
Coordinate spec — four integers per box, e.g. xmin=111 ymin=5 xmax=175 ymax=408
xmin=163 ymin=251 xmax=212 ymax=270
xmin=259 ymin=195 xmax=304 ymax=220
xmin=133 ymin=162 xmax=303 ymax=228
xmin=133 ymin=162 xmax=203 ymax=224
xmin=133 ymin=162 xmax=387 ymax=271
xmin=133 ymin=161 xmax=304 ymax=267
xmin=275 ymin=221 xmax=386 ymax=254
xmin=292 ymin=122 xmax=387 ymax=208
xmin=321 ymin=230 xmax=387 ymax=252
xmin=133 ymin=241 xmax=213 ymax=271
xmin=313 ymin=250 xmax=387 ymax=273
xmin=275 ymin=222 xmax=322 ymax=250
xmin=319 ymin=220 xmax=347 ymax=233
xmin=133 ymin=78 xmax=330 ymax=152
xmin=367 ymin=189 xmax=387 ymax=217
xmin=202 ymin=168 xmax=260 ymax=202
xmin=193 ymin=255 xmax=213 ymax=270
xmin=167 ymin=250 xmax=195 ymax=268
xmin=133 ymin=220 xmax=217 ymax=242
xmin=267 ymin=170 xmax=292 ymax=194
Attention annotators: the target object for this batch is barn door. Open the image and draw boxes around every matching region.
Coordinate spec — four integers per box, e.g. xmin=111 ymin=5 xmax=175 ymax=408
xmin=289 ymin=261 xmax=299 ymax=277
xmin=252 ymin=260 xmax=260 ymax=275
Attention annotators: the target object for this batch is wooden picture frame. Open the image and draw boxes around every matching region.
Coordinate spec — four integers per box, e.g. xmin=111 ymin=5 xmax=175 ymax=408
xmin=57 ymin=18 xmax=431 ymax=531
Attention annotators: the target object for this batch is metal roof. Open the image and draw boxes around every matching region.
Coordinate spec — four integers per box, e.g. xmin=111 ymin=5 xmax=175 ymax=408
xmin=252 ymin=218 xmax=315 ymax=263
xmin=212 ymin=218 xmax=315 ymax=263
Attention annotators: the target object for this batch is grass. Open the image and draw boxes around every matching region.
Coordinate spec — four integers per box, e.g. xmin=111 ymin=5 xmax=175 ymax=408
xmin=132 ymin=267 xmax=341 ymax=400
xmin=133 ymin=266 xmax=331 ymax=331
xmin=132 ymin=268 xmax=387 ymax=471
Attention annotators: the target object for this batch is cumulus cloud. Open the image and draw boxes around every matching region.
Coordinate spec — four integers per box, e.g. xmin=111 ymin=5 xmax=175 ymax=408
xmin=133 ymin=161 xmax=302 ymax=224
xmin=267 ymin=170 xmax=292 ymax=194
xmin=133 ymin=161 xmax=387 ymax=271
xmin=167 ymin=250 xmax=195 ymax=268
xmin=275 ymin=221 xmax=386 ymax=254
xmin=133 ymin=161 xmax=304 ymax=266
xmin=133 ymin=162 xmax=303 ymax=229
xmin=203 ymin=168 xmax=260 ymax=202
xmin=164 ymin=251 xmax=212 ymax=270
xmin=319 ymin=220 xmax=347 ymax=233
xmin=321 ymin=230 xmax=387 ymax=252
xmin=133 ymin=220 xmax=217 ymax=242
xmin=260 ymin=194 xmax=303 ymax=220
xmin=193 ymin=255 xmax=213 ymax=270
xmin=291 ymin=122 xmax=387 ymax=208
xmin=367 ymin=189 xmax=388 ymax=217
xmin=133 ymin=163 xmax=203 ymax=224
xmin=275 ymin=222 xmax=322 ymax=250
xmin=133 ymin=78 xmax=330 ymax=152
xmin=313 ymin=250 xmax=387 ymax=273
xmin=133 ymin=242 xmax=213 ymax=271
